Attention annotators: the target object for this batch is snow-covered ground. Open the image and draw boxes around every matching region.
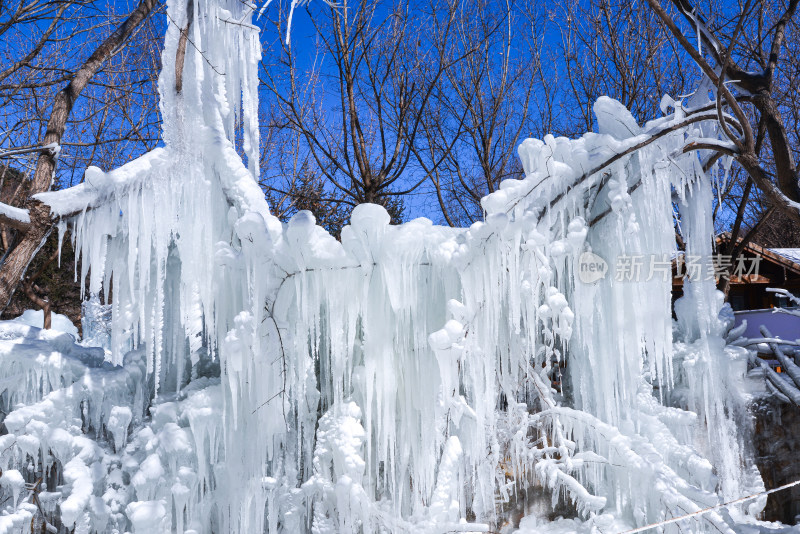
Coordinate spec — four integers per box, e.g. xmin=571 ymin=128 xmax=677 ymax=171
xmin=10 ymin=310 xmax=79 ymax=340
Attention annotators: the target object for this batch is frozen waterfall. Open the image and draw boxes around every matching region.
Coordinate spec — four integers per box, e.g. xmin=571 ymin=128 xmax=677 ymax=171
xmin=0 ymin=0 xmax=769 ymax=532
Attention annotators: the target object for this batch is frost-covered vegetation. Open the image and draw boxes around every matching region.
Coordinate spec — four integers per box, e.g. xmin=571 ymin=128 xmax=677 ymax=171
xmin=0 ymin=0 xmax=791 ymax=533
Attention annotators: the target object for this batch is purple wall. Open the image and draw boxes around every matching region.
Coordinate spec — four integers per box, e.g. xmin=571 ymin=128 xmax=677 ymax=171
xmin=734 ymin=308 xmax=800 ymax=340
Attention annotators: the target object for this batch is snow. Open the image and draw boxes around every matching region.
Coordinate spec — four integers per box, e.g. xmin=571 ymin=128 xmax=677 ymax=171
xmin=0 ymin=470 xmax=25 ymax=508
xmin=0 ymin=202 xmax=29 ymax=225
xmin=125 ymin=500 xmax=167 ymax=532
xmin=0 ymin=322 xmax=147 ymax=530
xmin=771 ymin=248 xmax=800 ymax=265
xmin=594 ymin=96 xmax=642 ymax=139
xmin=11 ymin=309 xmax=79 ymax=339
xmin=0 ymin=0 xmax=784 ymax=532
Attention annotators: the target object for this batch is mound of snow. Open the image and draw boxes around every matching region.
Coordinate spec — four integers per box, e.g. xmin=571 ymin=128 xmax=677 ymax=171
xmin=12 ymin=309 xmax=79 ymax=339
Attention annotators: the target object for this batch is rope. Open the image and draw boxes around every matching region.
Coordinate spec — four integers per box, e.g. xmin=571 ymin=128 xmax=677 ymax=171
xmin=618 ymin=479 xmax=800 ymax=534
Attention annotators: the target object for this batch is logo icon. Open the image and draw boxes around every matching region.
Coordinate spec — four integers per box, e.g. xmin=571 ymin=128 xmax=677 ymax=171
xmin=578 ymin=251 xmax=608 ymax=284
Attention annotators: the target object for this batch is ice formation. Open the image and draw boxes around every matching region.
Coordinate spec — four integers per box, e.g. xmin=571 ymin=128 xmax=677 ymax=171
xmin=0 ymin=0 xmax=774 ymax=532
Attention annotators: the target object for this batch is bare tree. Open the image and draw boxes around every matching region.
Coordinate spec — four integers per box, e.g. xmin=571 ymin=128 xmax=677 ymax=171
xmin=646 ymin=0 xmax=800 ymax=221
xmin=262 ymin=0 xmax=467 ymax=222
xmin=412 ymin=0 xmax=542 ymax=226
xmin=267 ymin=160 xmax=352 ymax=237
xmin=257 ymin=74 xmax=353 ymax=231
xmin=0 ymin=1 xmax=163 ymax=184
xmin=552 ymin=0 xmax=690 ymax=135
xmin=0 ymin=0 xmax=161 ymax=313
xmin=532 ymin=0 xmax=800 ymax=294
xmin=415 ymin=0 xmax=691 ymax=227
xmin=634 ymin=0 xmax=800 ymax=294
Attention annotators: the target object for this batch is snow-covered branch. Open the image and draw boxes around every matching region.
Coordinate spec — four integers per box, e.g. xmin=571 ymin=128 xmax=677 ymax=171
xmin=0 ymin=201 xmax=30 ymax=231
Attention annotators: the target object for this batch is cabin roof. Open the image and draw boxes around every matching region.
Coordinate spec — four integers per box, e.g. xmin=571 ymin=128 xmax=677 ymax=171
xmin=770 ymin=248 xmax=800 ymax=265
xmin=715 ymin=233 xmax=800 ymax=277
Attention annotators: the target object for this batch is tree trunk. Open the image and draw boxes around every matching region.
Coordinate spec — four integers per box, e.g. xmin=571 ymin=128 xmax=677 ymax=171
xmin=23 ymin=278 xmax=52 ymax=330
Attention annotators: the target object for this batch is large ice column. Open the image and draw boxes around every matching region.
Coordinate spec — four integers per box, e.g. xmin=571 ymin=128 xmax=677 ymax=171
xmin=37 ymin=0 xmax=285 ymax=528
xmin=537 ymin=97 xmax=681 ymax=429
xmin=674 ymin=176 xmax=763 ymax=509
xmin=159 ymin=0 xmax=262 ymax=180
xmin=502 ymin=97 xmax=762 ymax=530
xmin=570 ymin=152 xmax=677 ymax=427
xmin=44 ymin=0 xmax=279 ymax=373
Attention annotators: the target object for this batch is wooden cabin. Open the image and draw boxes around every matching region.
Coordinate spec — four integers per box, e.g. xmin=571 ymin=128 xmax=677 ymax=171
xmin=670 ymin=235 xmax=800 ymax=341
xmin=672 ymin=235 xmax=800 ymax=311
